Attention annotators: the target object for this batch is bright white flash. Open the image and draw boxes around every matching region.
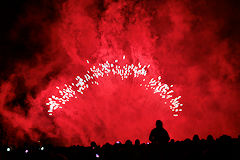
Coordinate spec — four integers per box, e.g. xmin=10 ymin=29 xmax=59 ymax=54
xmin=96 ymin=154 xmax=100 ymax=158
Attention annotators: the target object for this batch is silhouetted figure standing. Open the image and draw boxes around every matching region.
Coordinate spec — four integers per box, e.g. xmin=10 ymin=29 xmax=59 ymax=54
xmin=149 ymin=120 xmax=170 ymax=144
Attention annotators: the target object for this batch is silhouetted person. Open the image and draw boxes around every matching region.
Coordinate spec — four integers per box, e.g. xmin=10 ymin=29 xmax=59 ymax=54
xmin=184 ymin=138 xmax=192 ymax=145
xmin=218 ymin=135 xmax=232 ymax=144
xmin=90 ymin=141 xmax=97 ymax=149
xmin=207 ymin=135 xmax=214 ymax=144
xmin=169 ymin=139 xmax=175 ymax=144
xmin=149 ymin=120 xmax=170 ymax=144
xmin=193 ymin=134 xmax=200 ymax=143
xmin=125 ymin=139 xmax=133 ymax=147
xmin=135 ymin=139 xmax=140 ymax=146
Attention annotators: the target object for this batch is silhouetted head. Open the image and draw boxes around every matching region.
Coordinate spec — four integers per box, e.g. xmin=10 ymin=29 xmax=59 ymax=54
xmin=218 ymin=134 xmax=232 ymax=143
xmin=207 ymin=135 xmax=214 ymax=142
xmin=184 ymin=138 xmax=191 ymax=144
xmin=102 ymin=142 xmax=111 ymax=150
xmin=193 ymin=134 xmax=200 ymax=142
xmin=156 ymin=120 xmax=163 ymax=128
xmin=90 ymin=141 xmax=97 ymax=148
xmin=125 ymin=139 xmax=132 ymax=146
xmin=170 ymin=139 xmax=175 ymax=144
xmin=135 ymin=139 xmax=140 ymax=146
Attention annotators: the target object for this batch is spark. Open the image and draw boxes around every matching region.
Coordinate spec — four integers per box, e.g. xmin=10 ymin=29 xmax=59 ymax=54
xmin=96 ymin=154 xmax=100 ymax=158
xmin=46 ymin=57 xmax=183 ymax=116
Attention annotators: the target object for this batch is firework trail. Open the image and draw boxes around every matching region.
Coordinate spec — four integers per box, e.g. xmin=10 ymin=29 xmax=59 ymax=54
xmin=46 ymin=56 xmax=183 ymax=116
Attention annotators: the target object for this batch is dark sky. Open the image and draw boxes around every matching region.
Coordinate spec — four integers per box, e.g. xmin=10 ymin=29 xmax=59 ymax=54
xmin=0 ymin=0 xmax=62 ymax=80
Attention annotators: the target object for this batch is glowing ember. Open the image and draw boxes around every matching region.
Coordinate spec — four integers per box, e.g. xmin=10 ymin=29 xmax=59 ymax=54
xmin=46 ymin=57 xmax=183 ymax=116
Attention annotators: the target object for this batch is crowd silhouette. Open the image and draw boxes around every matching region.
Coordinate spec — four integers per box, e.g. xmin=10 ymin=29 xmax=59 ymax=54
xmin=0 ymin=120 xmax=239 ymax=160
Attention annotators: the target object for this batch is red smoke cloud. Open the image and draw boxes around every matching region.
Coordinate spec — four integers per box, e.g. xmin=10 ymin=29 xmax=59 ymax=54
xmin=0 ymin=0 xmax=240 ymax=146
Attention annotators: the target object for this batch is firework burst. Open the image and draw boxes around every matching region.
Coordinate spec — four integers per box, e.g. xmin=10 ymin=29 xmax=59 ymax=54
xmin=46 ymin=56 xmax=183 ymax=116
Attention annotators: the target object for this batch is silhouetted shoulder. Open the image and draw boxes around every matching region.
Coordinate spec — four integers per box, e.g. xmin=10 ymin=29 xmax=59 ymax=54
xmin=149 ymin=120 xmax=170 ymax=144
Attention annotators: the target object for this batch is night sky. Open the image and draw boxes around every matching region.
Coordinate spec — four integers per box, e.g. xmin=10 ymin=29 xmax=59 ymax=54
xmin=0 ymin=0 xmax=240 ymax=146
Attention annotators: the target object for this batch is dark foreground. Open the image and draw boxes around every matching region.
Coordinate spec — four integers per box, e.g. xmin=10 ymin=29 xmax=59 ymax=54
xmin=1 ymin=135 xmax=240 ymax=160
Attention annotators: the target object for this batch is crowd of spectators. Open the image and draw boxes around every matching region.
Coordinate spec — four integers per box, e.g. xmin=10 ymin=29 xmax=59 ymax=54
xmin=1 ymin=121 xmax=239 ymax=160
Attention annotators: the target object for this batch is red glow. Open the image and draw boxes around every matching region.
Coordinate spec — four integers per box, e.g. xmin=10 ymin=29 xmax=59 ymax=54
xmin=0 ymin=0 xmax=240 ymax=146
